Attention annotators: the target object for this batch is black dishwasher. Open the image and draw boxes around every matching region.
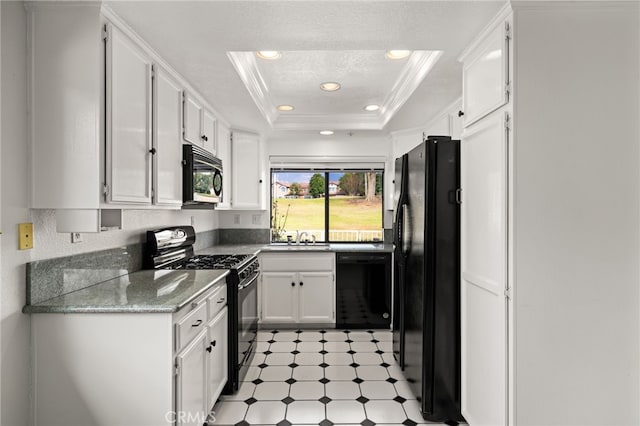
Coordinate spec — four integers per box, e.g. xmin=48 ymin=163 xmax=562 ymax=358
xmin=336 ymin=252 xmax=392 ymax=329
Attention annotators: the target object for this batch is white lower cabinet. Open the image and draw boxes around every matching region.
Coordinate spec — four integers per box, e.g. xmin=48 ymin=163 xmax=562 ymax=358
xmin=259 ymin=253 xmax=335 ymax=325
xmin=30 ymin=283 xmax=227 ymax=426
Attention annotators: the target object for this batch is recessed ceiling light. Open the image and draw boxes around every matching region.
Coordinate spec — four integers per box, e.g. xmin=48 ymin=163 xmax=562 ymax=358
xmin=364 ymin=104 xmax=380 ymax=112
xmin=277 ymin=105 xmax=295 ymax=112
xmin=320 ymin=82 xmax=341 ymax=92
xmin=319 ymin=130 xmax=334 ymax=136
xmin=386 ymin=50 xmax=412 ymax=59
xmin=256 ymin=51 xmax=281 ymax=60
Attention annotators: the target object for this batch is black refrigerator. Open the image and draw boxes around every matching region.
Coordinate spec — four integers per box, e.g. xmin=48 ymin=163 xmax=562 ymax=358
xmin=392 ymin=135 xmax=464 ymax=424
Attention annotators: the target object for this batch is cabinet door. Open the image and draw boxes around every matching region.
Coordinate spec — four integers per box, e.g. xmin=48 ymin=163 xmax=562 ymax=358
xmin=216 ymin=122 xmax=231 ymax=208
xmin=175 ymin=330 xmax=208 ymax=426
xmin=298 ymin=272 xmax=335 ymax=323
xmin=206 ymin=307 xmax=228 ymax=412
xmin=202 ymin=109 xmax=217 ymax=155
xmin=460 ymin=111 xmax=508 ymax=425
xmin=105 ymin=24 xmax=153 ymax=204
xmin=462 ymin=20 xmax=510 ymax=127
xmin=183 ymin=91 xmax=203 ymax=146
xmin=261 ymin=272 xmax=297 ymax=323
xmin=231 ymin=131 xmax=262 ymax=209
xmin=153 ymin=66 xmax=183 ymax=206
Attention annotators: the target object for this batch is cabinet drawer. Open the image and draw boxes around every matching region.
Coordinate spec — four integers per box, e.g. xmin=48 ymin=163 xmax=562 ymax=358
xmin=175 ymin=302 xmax=207 ymax=352
xmin=260 ymin=252 xmax=334 ymax=272
xmin=207 ymin=283 xmax=227 ymax=321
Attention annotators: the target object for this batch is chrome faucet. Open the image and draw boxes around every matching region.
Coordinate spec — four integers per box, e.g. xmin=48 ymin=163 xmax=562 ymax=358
xmin=297 ymin=231 xmax=309 ymax=245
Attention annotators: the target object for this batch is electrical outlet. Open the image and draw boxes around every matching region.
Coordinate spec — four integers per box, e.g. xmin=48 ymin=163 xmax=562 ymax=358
xmin=18 ymin=223 xmax=34 ymax=250
xmin=252 ymin=214 xmax=261 ymax=225
xmin=71 ymin=232 xmax=83 ymax=243
xmin=233 ymin=214 xmax=240 ymax=225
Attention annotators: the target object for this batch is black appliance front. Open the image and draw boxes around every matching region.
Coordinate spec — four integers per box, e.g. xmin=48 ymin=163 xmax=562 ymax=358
xmin=397 ymin=136 xmax=463 ymax=424
xmin=336 ymin=252 xmax=391 ymax=328
xmin=237 ymin=273 xmax=258 ymax=385
xmin=182 ymin=144 xmax=222 ymax=207
xmin=392 ymin=154 xmax=409 ymax=368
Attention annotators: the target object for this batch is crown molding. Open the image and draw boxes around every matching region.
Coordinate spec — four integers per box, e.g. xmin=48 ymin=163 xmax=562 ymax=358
xmin=229 ymin=49 xmax=442 ymax=131
xmin=227 ymin=51 xmax=278 ymax=126
xmin=380 ymin=50 xmax=443 ymax=128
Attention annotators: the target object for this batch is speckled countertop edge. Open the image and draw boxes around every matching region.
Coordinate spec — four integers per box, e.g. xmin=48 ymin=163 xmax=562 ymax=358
xmin=23 ymin=269 xmax=229 ymax=314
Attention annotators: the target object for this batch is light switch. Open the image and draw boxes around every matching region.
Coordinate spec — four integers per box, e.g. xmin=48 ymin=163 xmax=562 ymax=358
xmin=19 ymin=223 xmax=34 ymax=250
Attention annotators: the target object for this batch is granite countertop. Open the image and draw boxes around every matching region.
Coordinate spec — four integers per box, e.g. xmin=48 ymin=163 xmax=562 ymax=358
xmin=23 ymin=269 xmax=228 ymax=314
xmin=198 ymin=243 xmax=393 ymax=255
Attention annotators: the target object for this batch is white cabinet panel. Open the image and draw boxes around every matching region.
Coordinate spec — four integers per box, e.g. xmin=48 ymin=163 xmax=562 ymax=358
xmin=106 ymin=24 xmax=153 ymax=204
xmin=216 ymin=122 xmax=231 ymax=208
xmin=206 ymin=308 xmax=228 ymax=411
xmin=460 ymin=111 xmax=508 ymax=426
xmin=176 ymin=330 xmax=208 ymax=426
xmin=202 ymin=109 xmax=217 ymax=155
xmin=298 ymin=272 xmax=334 ymax=323
xmin=462 ymin=21 xmax=509 ymax=127
xmin=154 ymin=66 xmax=183 ymax=206
xmin=261 ymin=272 xmax=297 ymax=323
xmin=231 ymin=130 xmax=262 ymax=209
xmin=183 ymin=91 xmax=203 ymax=146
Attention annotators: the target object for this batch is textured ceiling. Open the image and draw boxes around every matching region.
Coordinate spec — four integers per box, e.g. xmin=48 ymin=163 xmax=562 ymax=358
xmin=105 ymin=0 xmax=506 ymax=137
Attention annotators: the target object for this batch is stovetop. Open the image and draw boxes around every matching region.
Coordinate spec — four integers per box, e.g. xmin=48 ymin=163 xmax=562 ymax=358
xmin=167 ymin=254 xmax=252 ymax=270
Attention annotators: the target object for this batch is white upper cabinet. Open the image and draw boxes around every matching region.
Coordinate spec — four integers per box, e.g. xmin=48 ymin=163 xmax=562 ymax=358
xmin=231 ymin=130 xmax=263 ymax=209
xmin=202 ymin=109 xmax=217 ymax=155
xmin=216 ymin=122 xmax=232 ymax=209
xmin=153 ymin=65 xmax=184 ymax=206
xmin=183 ymin=91 xmax=204 ymax=146
xmin=29 ymin=3 xmax=102 ymax=210
xmin=460 ymin=17 xmax=511 ymax=127
xmin=105 ymin=23 xmax=153 ymax=204
xmin=183 ymin=92 xmax=217 ymax=155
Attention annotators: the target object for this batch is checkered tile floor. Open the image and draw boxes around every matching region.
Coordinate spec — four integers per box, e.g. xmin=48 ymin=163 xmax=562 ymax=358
xmin=212 ymin=329 xmax=438 ymax=426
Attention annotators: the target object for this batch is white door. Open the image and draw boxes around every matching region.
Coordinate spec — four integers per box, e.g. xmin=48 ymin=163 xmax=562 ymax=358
xmin=260 ymin=272 xmax=297 ymax=323
xmin=460 ymin=111 xmax=509 ymax=425
xmin=206 ymin=308 xmax=228 ymax=411
xmin=176 ymin=330 xmax=208 ymax=426
xmin=298 ymin=272 xmax=334 ymax=323
xmin=153 ymin=66 xmax=183 ymax=206
xmin=105 ymin=24 xmax=153 ymax=204
xmin=202 ymin=109 xmax=217 ymax=155
xmin=231 ymin=130 xmax=262 ymax=209
xmin=216 ymin=122 xmax=231 ymax=208
xmin=183 ymin=91 xmax=203 ymax=146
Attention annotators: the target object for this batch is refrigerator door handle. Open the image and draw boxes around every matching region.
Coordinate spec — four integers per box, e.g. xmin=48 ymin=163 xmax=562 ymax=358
xmin=401 ymin=204 xmax=411 ymax=255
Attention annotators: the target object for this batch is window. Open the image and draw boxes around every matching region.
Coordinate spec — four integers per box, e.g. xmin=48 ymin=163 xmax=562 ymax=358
xmin=271 ymin=169 xmax=384 ymax=243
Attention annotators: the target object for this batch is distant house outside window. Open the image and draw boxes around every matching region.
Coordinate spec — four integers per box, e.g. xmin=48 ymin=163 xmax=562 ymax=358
xmin=270 ymin=169 xmax=383 ymax=243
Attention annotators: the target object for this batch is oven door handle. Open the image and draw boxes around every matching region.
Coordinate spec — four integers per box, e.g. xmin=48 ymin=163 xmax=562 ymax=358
xmin=239 ymin=274 xmax=258 ymax=290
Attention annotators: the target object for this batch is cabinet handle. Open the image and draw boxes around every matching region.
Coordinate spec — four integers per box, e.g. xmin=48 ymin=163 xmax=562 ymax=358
xmin=206 ymin=345 xmax=212 ymax=353
xmin=149 ymin=148 xmax=156 ymax=154
xmin=192 ymin=319 xmax=203 ymax=327
xmin=201 ymin=135 xmax=208 ymax=141
xmin=259 ymin=179 xmax=263 ymax=183
xmin=299 ymin=281 xmax=304 ymax=286
xmin=217 ymin=298 xmax=225 ymax=304
xmin=457 ymin=110 xmax=465 ymax=117
xmin=291 ymin=282 xmax=295 ymax=287
xmin=211 ymin=340 xmax=217 ymax=347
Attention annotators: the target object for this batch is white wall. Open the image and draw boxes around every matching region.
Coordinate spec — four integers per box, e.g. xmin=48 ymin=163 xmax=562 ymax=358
xmin=0 ymin=3 xmax=219 ymax=424
xmin=391 ymin=97 xmax=462 ymax=159
xmin=1 ymin=4 xmax=32 ymax=424
xmin=513 ymin=4 xmax=639 ymax=425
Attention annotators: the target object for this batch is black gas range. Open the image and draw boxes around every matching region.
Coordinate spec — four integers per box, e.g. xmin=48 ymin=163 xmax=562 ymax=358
xmin=145 ymin=226 xmax=258 ymax=394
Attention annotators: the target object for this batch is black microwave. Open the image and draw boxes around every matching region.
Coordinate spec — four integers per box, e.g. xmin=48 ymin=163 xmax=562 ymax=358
xmin=182 ymin=144 xmax=222 ymax=207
